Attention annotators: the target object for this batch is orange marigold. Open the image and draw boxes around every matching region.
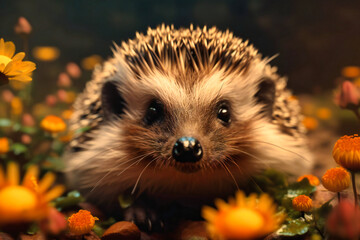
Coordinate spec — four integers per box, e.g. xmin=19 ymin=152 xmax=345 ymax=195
xmin=40 ymin=115 xmax=66 ymax=134
xmin=292 ymin=195 xmax=312 ymax=212
xmin=68 ymin=210 xmax=98 ymax=235
xmin=322 ymin=167 xmax=350 ymax=192
xmin=297 ymin=174 xmax=320 ymax=186
xmin=333 ymin=134 xmax=360 ymax=172
xmin=0 ymin=137 xmax=10 ymax=154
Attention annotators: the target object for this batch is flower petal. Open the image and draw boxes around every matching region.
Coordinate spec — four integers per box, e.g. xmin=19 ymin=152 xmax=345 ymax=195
xmin=4 ymin=41 xmax=15 ymax=58
xmin=12 ymin=52 xmax=25 ymax=62
xmin=38 ymin=172 xmax=56 ymax=193
xmin=20 ymin=61 xmax=36 ymax=73
xmin=0 ymin=166 xmax=5 ymax=187
xmin=44 ymin=185 xmax=65 ymax=202
xmin=7 ymin=162 xmax=20 ymax=185
xmin=9 ymin=74 xmax=32 ymax=82
xmin=22 ymin=165 xmax=39 ymax=189
xmin=0 ymin=39 xmax=5 ymax=54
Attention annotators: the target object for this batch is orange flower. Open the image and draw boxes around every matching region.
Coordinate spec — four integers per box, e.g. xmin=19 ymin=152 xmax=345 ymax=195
xmin=0 ymin=162 xmax=65 ymax=224
xmin=61 ymin=109 xmax=73 ymax=120
xmin=292 ymin=195 xmax=312 ymax=212
xmin=302 ymin=117 xmax=318 ymax=131
xmin=68 ymin=210 xmax=98 ymax=235
xmin=297 ymin=174 xmax=320 ymax=186
xmin=316 ymin=108 xmax=332 ymax=120
xmin=322 ymin=167 xmax=351 ymax=192
xmin=333 ymin=135 xmax=360 ymax=172
xmin=202 ymin=191 xmax=285 ymax=240
xmin=11 ymin=97 xmax=23 ymax=115
xmin=40 ymin=115 xmax=66 ymax=134
xmin=0 ymin=137 xmax=10 ymax=154
xmin=342 ymin=66 xmax=360 ymax=78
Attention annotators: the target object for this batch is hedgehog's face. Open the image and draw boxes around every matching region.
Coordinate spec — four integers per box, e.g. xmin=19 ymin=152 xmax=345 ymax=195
xmin=101 ymin=67 xmax=276 ymax=178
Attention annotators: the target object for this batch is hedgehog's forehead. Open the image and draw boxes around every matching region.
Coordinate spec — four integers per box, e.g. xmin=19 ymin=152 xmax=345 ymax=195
xmin=121 ymin=68 xmax=253 ymax=111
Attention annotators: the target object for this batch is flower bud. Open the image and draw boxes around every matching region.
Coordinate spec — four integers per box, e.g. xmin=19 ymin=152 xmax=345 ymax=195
xmin=338 ymin=81 xmax=359 ymax=109
xmin=66 ymin=62 xmax=82 ymax=79
xmin=14 ymin=17 xmax=32 ymax=35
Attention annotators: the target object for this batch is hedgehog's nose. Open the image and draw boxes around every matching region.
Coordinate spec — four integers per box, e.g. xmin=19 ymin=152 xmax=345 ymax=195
xmin=172 ymin=137 xmax=203 ymax=163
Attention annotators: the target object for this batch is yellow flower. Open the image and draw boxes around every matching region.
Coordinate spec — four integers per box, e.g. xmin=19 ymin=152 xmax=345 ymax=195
xmin=0 ymin=162 xmax=65 ymax=224
xmin=321 ymin=167 xmax=350 ymax=192
xmin=297 ymin=174 xmax=320 ymax=186
xmin=202 ymin=191 xmax=285 ymax=240
xmin=81 ymin=55 xmax=103 ymax=70
xmin=32 ymin=46 xmax=60 ymax=62
xmin=40 ymin=115 xmax=66 ymax=134
xmin=68 ymin=210 xmax=98 ymax=235
xmin=333 ymin=134 xmax=360 ymax=172
xmin=292 ymin=195 xmax=312 ymax=212
xmin=0 ymin=137 xmax=10 ymax=154
xmin=316 ymin=107 xmax=332 ymax=120
xmin=11 ymin=97 xmax=23 ymax=115
xmin=0 ymin=38 xmax=36 ymax=85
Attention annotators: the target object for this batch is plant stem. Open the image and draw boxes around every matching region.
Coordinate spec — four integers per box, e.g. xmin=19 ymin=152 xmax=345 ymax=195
xmin=353 ymin=108 xmax=360 ymax=121
xmin=351 ymin=172 xmax=358 ymax=207
xmin=337 ymin=192 xmax=341 ymax=203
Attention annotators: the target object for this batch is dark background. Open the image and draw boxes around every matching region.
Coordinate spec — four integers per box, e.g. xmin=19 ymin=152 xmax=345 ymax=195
xmin=1 ymin=0 xmax=360 ymax=93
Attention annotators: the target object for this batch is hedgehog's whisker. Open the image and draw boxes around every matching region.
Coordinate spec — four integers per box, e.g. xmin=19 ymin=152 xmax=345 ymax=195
xmin=90 ymin=152 xmax=155 ymax=193
xmin=226 ymin=147 xmax=273 ymax=170
xmin=225 ymin=156 xmax=264 ymax=193
xmin=245 ymin=140 xmax=310 ymax=162
xmin=131 ymin=158 xmax=157 ymax=195
xmin=218 ymin=160 xmax=240 ymax=191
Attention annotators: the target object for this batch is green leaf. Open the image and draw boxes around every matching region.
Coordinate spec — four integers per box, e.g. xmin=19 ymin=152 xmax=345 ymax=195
xmin=93 ymin=224 xmax=105 ymax=237
xmin=286 ymin=178 xmax=316 ymax=197
xmin=12 ymin=123 xmax=21 ymax=131
xmin=21 ymin=126 xmax=37 ymax=134
xmin=10 ymin=143 xmax=28 ymax=155
xmin=43 ymin=156 xmax=65 ymax=171
xmin=278 ymin=218 xmax=310 ymax=236
xmin=312 ymin=199 xmax=333 ymax=234
xmin=75 ymin=126 xmax=92 ymax=134
xmin=118 ymin=194 xmax=133 ymax=209
xmin=53 ymin=191 xmax=85 ymax=210
xmin=251 ymin=169 xmax=287 ymax=197
xmin=0 ymin=118 xmax=12 ymax=127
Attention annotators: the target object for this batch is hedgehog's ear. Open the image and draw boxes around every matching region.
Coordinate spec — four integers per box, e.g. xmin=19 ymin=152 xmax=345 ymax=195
xmin=254 ymin=78 xmax=275 ymax=117
xmin=101 ymin=81 xmax=126 ymax=120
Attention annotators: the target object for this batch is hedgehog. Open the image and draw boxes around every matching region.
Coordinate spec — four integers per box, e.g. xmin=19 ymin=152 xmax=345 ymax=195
xmin=65 ymin=24 xmax=313 ymax=230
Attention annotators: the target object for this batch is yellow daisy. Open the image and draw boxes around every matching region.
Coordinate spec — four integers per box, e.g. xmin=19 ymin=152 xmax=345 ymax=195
xmin=0 ymin=38 xmax=36 ymax=85
xmin=0 ymin=162 xmax=65 ymax=224
xmin=202 ymin=191 xmax=285 ymax=240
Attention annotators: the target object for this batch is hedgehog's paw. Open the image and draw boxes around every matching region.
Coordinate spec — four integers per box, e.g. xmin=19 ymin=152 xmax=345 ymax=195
xmin=124 ymin=205 xmax=165 ymax=232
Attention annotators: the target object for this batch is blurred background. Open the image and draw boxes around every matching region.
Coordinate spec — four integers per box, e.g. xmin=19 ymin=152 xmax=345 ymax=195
xmin=1 ymin=0 xmax=360 ymax=93
xmin=1 ymin=0 xmax=360 ymax=173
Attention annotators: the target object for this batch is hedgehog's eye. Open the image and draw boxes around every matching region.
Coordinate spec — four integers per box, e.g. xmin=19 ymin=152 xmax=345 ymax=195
xmin=145 ymin=99 xmax=164 ymax=125
xmin=217 ymin=101 xmax=231 ymax=125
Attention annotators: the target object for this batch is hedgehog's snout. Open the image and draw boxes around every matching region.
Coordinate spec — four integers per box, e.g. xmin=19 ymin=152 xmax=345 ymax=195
xmin=172 ymin=136 xmax=203 ymax=163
